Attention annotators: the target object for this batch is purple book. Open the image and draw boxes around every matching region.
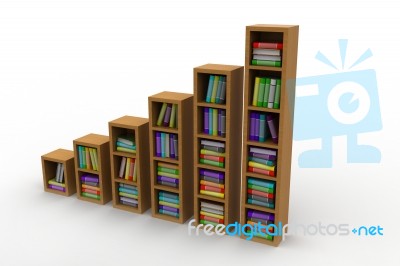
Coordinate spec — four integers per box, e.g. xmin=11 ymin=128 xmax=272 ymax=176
xmin=199 ymin=169 xmax=224 ymax=180
xmin=157 ymin=175 xmax=179 ymax=184
xmin=159 ymin=205 xmax=179 ymax=213
xmin=170 ymin=134 xmax=175 ymax=159
xmin=267 ymin=114 xmax=278 ymax=143
xmin=156 ymin=132 xmax=161 ymax=157
xmin=158 ymin=180 xmax=178 ymax=188
xmin=204 ymin=107 xmax=209 ymax=134
xmin=218 ymin=109 xmax=222 ymax=136
xmin=80 ymin=174 xmax=99 ymax=183
xmin=248 ymin=210 xmax=274 ymax=221
xmin=249 ymin=152 xmax=277 ymax=161
xmin=163 ymin=104 xmax=172 ymax=126
xmin=250 ymin=112 xmax=256 ymax=141
xmin=255 ymin=113 xmax=260 ymax=141
xmin=48 ymin=184 xmax=65 ymax=192
xmin=173 ymin=135 xmax=178 ymax=159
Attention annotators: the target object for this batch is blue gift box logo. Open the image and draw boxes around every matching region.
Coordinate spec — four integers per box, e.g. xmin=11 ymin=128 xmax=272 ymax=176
xmin=293 ymin=40 xmax=382 ymax=168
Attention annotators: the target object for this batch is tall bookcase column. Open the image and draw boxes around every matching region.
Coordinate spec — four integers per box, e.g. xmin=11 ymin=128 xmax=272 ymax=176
xmin=241 ymin=25 xmax=299 ymax=246
xmin=193 ymin=64 xmax=244 ymax=228
xmin=109 ymin=116 xmax=151 ymax=213
xmin=73 ymin=133 xmax=112 ymax=205
xmin=148 ymin=91 xmax=194 ymax=224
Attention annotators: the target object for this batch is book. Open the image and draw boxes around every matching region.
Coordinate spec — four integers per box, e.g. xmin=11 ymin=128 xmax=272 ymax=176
xmin=82 ymin=192 xmax=100 ymax=200
xmin=204 ymin=107 xmax=209 ymax=134
xmin=257 ymin=77 xmax=266 ymax=107
xmin=116 ymin=141 xmax=136 ymax=150
xmin=157 ymin=103 xmax=168 ymax=126
xmin=200 ymin=159 xmax=224 ymax=168
xmin=119 ymin=192 xmax=138 ymax=199
xmin=157 ymin=166 xmax=179 ymax=175
xmin=249 ymin=147 xmax=277 ymax=156
xmin=159 ymin=205 xmax=179 ymax=213
xmin=259 ymin=113 xmax=267 ymax=142
xmin=157 ymin=175 xmax=179 ymax=184
xmin=250 ymin=112 xmax=256 ymax=141
xmin=200 ymin=201 xmax=224 ymax=212
xmin=200 ymin=139 xmax=225 ymax=148
xmin=199 ymin=169 xmax=224 ymax=179
xmin=82 ymin=188 xmax=100 ymax=195
xmin=116 ymin=146 xmax=136 ymax=154
xmin=206 ymin=75 xmax=214 ymax=103
xmin=215 ymin=76 xmax=223 ymax=104
xmin=255 ymin=112 xmax=260 ymax=141
xmin=253 ymin=54 xmax=281 ymax=61
xmin=200 ymin=154 xmax=224 ymax=163
xmin=247 ymin=188 xmax=274 ymax=198
xmin=200 ymin=185 xmax=224 ymax=193
xmin=248 ymin=156 xmax=275 ymax=166
xmin=268 ymin=79 xmax=276 ymax=108
xmin=159 ymin=209 xmax=179 ymax=218
xmin=82 ymin=184 xmax=100 ymax=191
xmin=48 ymin=184 xmax=65 ymax=192
xmin=248 ymin=177 xmax=275 ymax=188
xmin=274 ymin=79 xmax=281 ymax=109
xmin=262 ymin=78 xmax=271 ymax=107
xmin=200 ymin=176 xmax=224 ymax=185
xmin=163 ymin=104 xmax=172 ymax=127
xmin=48 ymin=178 xmax=65 ymax=187
xmin=82 ymin=181 xmax=98 ymax=187
xmin=125 ymin=158 xmax=131 ymax=180
xmin=248 ymin=184 xmax=274 ymax=194
xmin=159 ymin=196 xmax=179 ymax=205
xmin=212 ymin=108 xmax=217 ymax=136
xmin=201 ymin=144 xmax=225 ymax=153
xmin=249 ymin=151 xmax=276 ymax=161
xmin=120 ymin=183 xmax=137 ymax=190
xmin=253 ymin=42 xmax=283 ymax=49
xmin=248 ymin=161 xmax=275 ymax=172
xmin=252 ymin=48 xmax=281 ymax=56
xmin=200 ymin=149 xmax=225 ymax=157
xmin=200 ymin=215 xmax=224 ymax=224
xmin=220 ymin=76 xmax=226 ymax=104
xmin=248 ymin=210 xmax=274 ymax=221
xmin=159 ymin=191 xmax=179 ymax=200
xmin=200 ymin=180 xmax=224 ymax=188
xmin=252 ymin=77 xmax=260 ymax=106
xmin=156 ymin=132 xmax=161 ymax=157
xmin=221 ymin=110 xmax=226 ymax=137
xmin=252 ymin=60 xmax=281 ymax=67
xmin=80 ymin=174 xmax=99 ymax=183
xmin=200 ymin=211 xmax=223 ymax=220
xmin=267 ymin=114 xmax=278 ymax=143
xmin=169 ymin=104 xmax=177 ymax=128
xmin=117 ymin=135 xmax=135 ymax=146
xmin=211 ymin=75 xmax=220 ymax=103
xmin=55 ymin=163 xmax=61 ymax=183
xmin=208 ymin=106 xmax=212 ymax=134
xmin=248 ymin=166 xmax=275 ymax=177
xmin=200 ymin=220 xmax=219 ymax=227
xmin=248 ymin=194 xmax=274 ymax=203
xmin=159 ymin=200 xmax=179 ymax=209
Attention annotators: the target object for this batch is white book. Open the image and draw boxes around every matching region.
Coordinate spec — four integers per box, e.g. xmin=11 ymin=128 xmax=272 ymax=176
xmin=200 ymin=201 xmax=224 ymax=212
xmin=59 ymin=164 xmax=64 ymax=183
xmin=253 ymin=54 xmax=281 ymax=61
xmin=249 ymin=147 xmax=277 ymax=156
xmin=117 ymin=137 xmax=134 ymax=146
xmin=200 ymin=140 xmax=225 ymax=148
xmin=55 ymin=163 xmax=61 ymax=182
xmin=201 ymin=207 xmax=224 ymax=216
xmin=268 ymin=79 xmax=277 ymax=108
xmin=252 ymin=48 xmax=281 ymax=56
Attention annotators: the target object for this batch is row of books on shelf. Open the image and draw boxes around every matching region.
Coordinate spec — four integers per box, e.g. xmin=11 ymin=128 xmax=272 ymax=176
xmin=205 ymin=75 xmax=226 ymax=104
xmin=78 ymin=146 xmax=98 ymax=170
xmin=157 ymin=103 xmax=178 ymax=128
xmin=200 ymin=201 xmax=224 ymax=226
xmin=158 ymin=191 xmax=180 ymax=218
xmin=118 ymin=157 xmax=137 ymax=182
xmin=199 ymin=169 xmax=225 ymax=199
xmin=119 ymin=183 xmax=138 ymax=207
xmin=247 ymin=177 xmax=275 ymax=209
xmin=157 ymin=162 xmax=179 ymax=188
xmin=199 ymin=139 xmax=225 ymax=168
xmin=249 ymin=111 xmax=278 ymax=143
xmin=155 ymin=132 xmax=179 ymax=159
xmin=80 ymin=174 xmax=100 ymax=200
xmin=203 ymin=107 xmax=226 ymax=137
xmin=252 ymin=42 xmax=282 ymax=67
xmin=116 ymin=135 xmax=136 ymax=154
xmin=252 ymin=77 xmax=281 ymax=109
xmin=248 ymin=147 xmax=277 ymax=177
xmin=246 ymin=209 xmax=275 ymax=241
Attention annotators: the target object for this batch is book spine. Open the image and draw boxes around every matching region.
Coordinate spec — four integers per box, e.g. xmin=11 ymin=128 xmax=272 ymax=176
xmin=128 ymin=158 xmax=134 ymax=181
xmin=173 ymin=135 xmax=178 ymax=159
xmin=257 ymin=78 xmax=265 ymax=107
xmin=220 ymin=76 xmax=226 ymax=104
xmin=252 ymin=77 xmax=260 ymax=106
xmin=221 ymin=110 xmax=226 ymax=138
xmin=165 ymin=133 xmax=170 ymax=158
xmin=248 ymin=166 xmax=275 ymax=177
xmin=253 ymin=54 xmax=281 ymax=61
xmin=208 ymin=106 xmax=212 ymax=135
xmin=253 ymin=42 xmax=283 ymax=49
xmin=250 ymin=112 xmax=256 ymax=141
xmin=259 ymin=114 xmax=266 ymax=142
xmin=248 ymin=210 xmax=275 ymax=221
xmin=163 ymin=104 xmax=172 ymax=127
xmin=206 ymin=75 xmax=214 ymax=103
xmin=170 ymin=134 xmax=175 ymax=159
xmin=211 ymin=75 xmax=219 ymax=103
xmin=200 ymin=154 xmax=224 ymax=163
xmin=200 ymin=159 xmax=224 ymax=168
xmin=217 ymin=109 xmax=222 ymax=136
xmin=247 ymin=188 xmax=274 ymax=198
xmin=212 ymin=108 xmax=218 ymax=136
xmin=215 ymin=76 xmax=223 ymax=104
xmin=125 ymin=158 xmax=131 ymax=180
xmin=200 ymin=139 xmax=225 ymax=148
xmin=161 ymin=132 xmax=166 ymax=158
xmin=157 ymin=103 xmax=167 ymax=126
xmin=204 ymin=107 xmax=209 ymax=134
xmin=200 ymin=190 xmax=224 ymax=199
xmin=249 ymin=147 xmax=277 ymax=156
xmin=248 ymin=178 xmax=275 ymax=188
xmin=268 ymin=79 xmax=276 ymax=108
xmin=251 ymin=60 xmax=281 ymax=67
xmin=169 ymin=104 xmax=177 ymax=128
xmin=199 ymin=169 xmax=224 ymax=179
xmin=156 ymin=132 xmax=161 ymax=157
xmin=254 ymin=113 xmax=260 ymax=141
xmin=157 ymin=175 xmax=179 ymax=184
xmin=267 ymin=114 xmax=278 ymax=143
xmin=118 ymin=157 xmax=126 ymax=178
xmin=263 ymin=78 xmax=271 ymax=107
xmin=132 ymin=159 xmax=137 ymax=182
xmin=274 ymin=79 xmax=281 ymax=109
xmin=78 ymin=146 xmax=83 ymax=168
xmin=248 ymin=161 xmax=275 ymax=172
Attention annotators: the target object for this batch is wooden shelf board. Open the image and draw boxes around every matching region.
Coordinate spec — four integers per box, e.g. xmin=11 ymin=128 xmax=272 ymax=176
xmin=244 ymin=203 xmax=276 ymax=214
xmin=247 ymin=105 xmax=281 ymax=114
xmin=196 ymin=193 xmax=226 ymax=204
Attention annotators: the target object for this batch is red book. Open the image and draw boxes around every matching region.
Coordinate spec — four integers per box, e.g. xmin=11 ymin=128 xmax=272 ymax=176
xmin=128 ymin=159 xmax=135 ymax=181
xmin=200 ymin=154 xmax=224 ymax=163
xmin=248 ymin=166 xmax=275 ymax=177
xmin=253 ymin=42 xmax=283 ymax=49
xmin=200 ymin=215 xmax=224 ymax=224
xmin=200 ymin=185 xmax=224 ymax=193
xmin=247 ymin=189 xmax=274 ymax=199
xmin=82 ymin=188 xmax=101 ymax=195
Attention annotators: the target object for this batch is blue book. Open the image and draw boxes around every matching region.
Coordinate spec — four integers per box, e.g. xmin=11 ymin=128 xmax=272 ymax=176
xmin=255 ymin=113 xmax=260 ymax=141
xmin=206 ymin=75 xmax=214 ymax=103
xmin=259 ymin=114 xmax=266 ymax=142
xmin=118 ymin=187 xmax=138 ymax=195
xmin=204 ymin=108 xmax=209 ymax=134
xmin=159 ymin=191 xmax=179 ymax=200
xmin=116 ymin=141 xmax=136 ymax=150
xmin=161 ymin=132 xmax=166 ymax=158
xmin=158 ymin=196 xmax=180 ymax=204
xmin=247 ymin=199 xmax=275 ymax=209
xmin=78 ymin=146 xmax=83 ymax=168
xmin=248 ymin=178 xmax=275 ymax=189
xmin=208 ymin=107 xmax=213 ymax=135
xmin=159 ymin=209 xmax=179 ymax=218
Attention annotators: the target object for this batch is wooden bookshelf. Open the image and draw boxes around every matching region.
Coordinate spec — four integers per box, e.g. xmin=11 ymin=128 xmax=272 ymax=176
xmin=41 ymin=149 xmax=76 ymax=196
xmin=73 ymin=133 xmax=112 ymax=205
xmin=148 ymin=91 xmax=194 ymax=224
xmin=241 ymin=25 xmax=299 ymax=246
xmin=193 ymin=64 xmax=244 ymax=228
xmin=109 ymin=116 xmax=151 ymax=213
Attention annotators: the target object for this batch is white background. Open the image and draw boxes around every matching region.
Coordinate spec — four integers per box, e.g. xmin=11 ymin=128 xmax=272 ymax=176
xmin=1 ymin=0 xmax=399 ymax=265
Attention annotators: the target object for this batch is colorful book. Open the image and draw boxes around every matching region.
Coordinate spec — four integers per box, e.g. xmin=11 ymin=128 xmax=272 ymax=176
xmin=247 ymin=188 xmax=274 ymax=198
xmin=249 ymin=147 xmax=277 ymax=156
xmin=248 ymin=161 xmax=275 ymax=172
xmin=252 ymin=77 xmax=260 ymax=106
xmin=211 ymin=75 xmax=220 ymax=103
xmin=157 ymin=103 xmax=168 ymax=126
xmin=220 ymin=76 xmax=226 ymax=104
xmin=262 ymin=78 xmax=271 ymax=107
xmin=252 ymin=48 xmax=281 ymax=56
xmin=251 ymin=60 xmax=281 ymax=67
xmin=257 ymin=77 xmax=266 ymax=107
xmin=248 ymin=166 xmax=275 ymax=177
xmin=267 ymin=114 xmax=278 ymax=143
xmin=169 ymin=104 xmax=177 ymax=128
xmin=204 ymin=107 xmax=209 ymax=134
xmin=253 ymin=54 xmax=281 ymax=61
xmin=248 ymin=210 xmax=274 ymax=221
xmin=215 ymin=76 xmax=223 ymax=104
xmin=268 ymin=79 xmax=276 ymax=108
xmin=253 ymin=42 xmax=283 ymax=49
xmin=259 ymin=113 xmax=267 ymax=142
xmin=274 ymin=79 xmax=281 ymax=109
xmin=48 ymin=184 xmax=65 ymax=192
xmin=163 ymin=104 xmax=172 ymax=127
xmin=206 ymin=75 xmax=215 ymax=103
xmin=200 ymin=159 xmax=224 ymax=168
xmin=80 ymin=174 xmax=99 ymax=183
xmin=82 ymin=192 xmax=100 ymax=200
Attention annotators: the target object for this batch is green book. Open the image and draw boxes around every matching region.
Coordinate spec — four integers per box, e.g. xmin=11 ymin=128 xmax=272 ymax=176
xmin=200 ymin=220 xmax=219 ymax=227
xmin=248 ymin=184 xmax=274 ymax=194
xmin=157 ymin=171 xmax=179 ymax=179
xmin=262 ymin=78 xmax=271 ymax=107
xmin=169 ymin=104 xmax=177 ymax=128
xmin=257 ymin=77 xmax=266 ymax=107
xmin=252 ymin=77 xmax=260 ymax=106
xmin=157 ymin=167 xmax=179 ymax=175
xmin=211 ymin=75 xmax=220 ymax=103
xmin=156 ymin=103 xmax=168 ymax=126
xmin=200 ymin=159 xmax=224 ymax=168
xmin=82 ymin=192 xmax=100 ymax=200
xmin=252 ymin=59 xmax=281 ymax=67
xmin=82 ymin=147 xmax=87 ymax=169
xmin=274 ymin=79 xmax=281 ymax=109
xmin=212 ymin=108 xmax=218 ymax=136
xmin=117 ymin=146 xmax=136 ymax=154
xmin=248 ymin=156 xmax=274 ymax=166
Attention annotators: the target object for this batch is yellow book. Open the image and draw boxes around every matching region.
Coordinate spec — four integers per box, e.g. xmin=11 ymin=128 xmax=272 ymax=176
xmin=82 ymin=184 xmax=100 ymax=191
xmin=125 ymin=158 xmax=131 ymax=180
xmin=200 ymin=190 xmax=224 ymax=199
xmin=169 ymin=104 xmax=177 ymax=128
xmin=119 ymin=192 xmax=138 ymax=199
xmin=48 ymin=178 xmax=65 ymax=187
xmin=91 ymin=148 xmax=99 ymax=170
xmin=157 ymin=171 xmax=179 ymax=179
xmin=159 ymin=200 xmax=179 ymax=209
xmin=248 ymin=161 xmax=275 ymax=171
xmin=212 ymin=108 xmax=218 ymax=136
xmin=252 ymin=77 xmax=260 ymax=106
xmin=89 ymin=148 xmax=97 ymax=171
xmin=210 ymin=75 xmax=220 ymax=103
xmin=132 ymin=160 xmax=137 ymax=182
xmin=200 ymin=180 xmax=225 ymax=189
xmin=200 ymin=149 xmax=225 ymax=157
xmin=200 ymin=211 xmax=224 ymax=220
xmin=157 ymin=102 xmax=168 ymax=126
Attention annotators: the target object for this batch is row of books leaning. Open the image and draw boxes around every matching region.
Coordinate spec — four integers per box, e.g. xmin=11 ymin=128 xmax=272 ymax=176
xmin=199 ymin=139 xmax=225 ymax=168
xmin=249 ymin=111 xmax=278 ymax=143
xmin=155 ymin=132 xmax=179 ymax=159
xmin=252 ymin=77 xmax=281 ymax=109
xmin=205 ymin=75 xmax=226 ymax=104
xmin=157 ymin=103 xmax=178 ymax=128
xmin=77 ymin=146 xmax=98 ymax=170
xmin=158 ymin=191 xmax=180 ymax=218
xmin=203 ymin=107 xmax=226 ymax=137
xmin=48 ymin=162 xmax=65 ymax=192
xmin=157 ymin=162 xmax=179 ymax=188
xmin=251 ymin=42 xmax=283 ymax=67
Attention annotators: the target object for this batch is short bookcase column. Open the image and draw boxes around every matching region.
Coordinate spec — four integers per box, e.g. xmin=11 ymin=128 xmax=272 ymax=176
xmin=193 ymin=64 xmax=244 ymax=228
xmin=73 ymin=133 xmax=112 ymax=205
xmin=241 ymin=24 xmax=299 ymax=246
xmin=109 ymin=116 xmax=151 ymax=213
xmin=148 ymin=91 xmax=194 ymax=224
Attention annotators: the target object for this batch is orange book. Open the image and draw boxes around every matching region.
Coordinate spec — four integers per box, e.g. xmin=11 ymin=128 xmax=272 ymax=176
xmin=128 ymin=158 xmax=134 ymax=181
xmin=200 ymin=214 xmax=224 ymax=224
xmin=200 ymin=154 xmax=224 ymax=163
xmin=248 ymin=166 xmax=275 ymax=177
xmin=199 ymin=180 xmax=224 ymax=189
xmin=82 ymin=188 xmax=101 ymax=195
xmin=200 ymin=185 xmax=224 ymax=193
